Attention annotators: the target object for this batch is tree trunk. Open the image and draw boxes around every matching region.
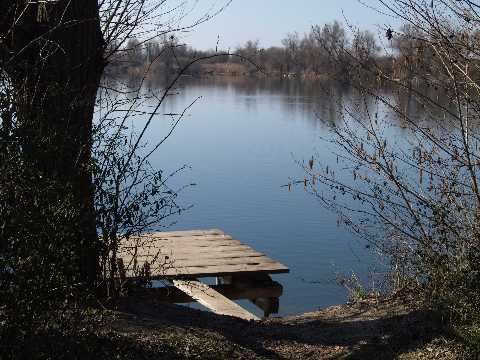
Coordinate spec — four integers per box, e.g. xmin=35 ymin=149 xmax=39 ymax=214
xmin=1 ymin=1 xmax=105 ymax=290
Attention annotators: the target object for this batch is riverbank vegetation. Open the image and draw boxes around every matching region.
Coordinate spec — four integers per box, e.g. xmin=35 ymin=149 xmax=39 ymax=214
xmin=297 ymin=0 xmax=480 ymax=357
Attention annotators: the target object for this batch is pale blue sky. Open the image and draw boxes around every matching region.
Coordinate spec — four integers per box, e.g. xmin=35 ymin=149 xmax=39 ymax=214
xmin=178 ymin=0 xmax=397 ymax=50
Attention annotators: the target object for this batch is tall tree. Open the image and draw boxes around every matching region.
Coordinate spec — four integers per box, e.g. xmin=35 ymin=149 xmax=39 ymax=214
xmin=1 ymin=1 xmax=105 ymax=289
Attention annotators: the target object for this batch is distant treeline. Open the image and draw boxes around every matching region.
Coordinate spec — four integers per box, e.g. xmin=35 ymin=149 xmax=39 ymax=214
xmin=106 ymin=20 xmax=480 ymax=84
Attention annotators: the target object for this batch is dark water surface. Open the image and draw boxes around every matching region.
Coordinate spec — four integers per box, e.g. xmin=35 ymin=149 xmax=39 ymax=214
xmin=131 ymin=77 xmax=381 ymax=316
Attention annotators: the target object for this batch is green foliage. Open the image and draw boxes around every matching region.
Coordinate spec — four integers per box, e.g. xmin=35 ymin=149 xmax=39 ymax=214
xmin=457 ymin=320 xmax=480 ymax=358
xmin=0 ymin=143 xmax=91 ymax=334
xmin=425 ymin=246 xmax=480 ymax=322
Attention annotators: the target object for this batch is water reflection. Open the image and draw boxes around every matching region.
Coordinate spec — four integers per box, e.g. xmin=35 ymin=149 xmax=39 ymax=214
xmin=150 ymin=77 xmax=356 ymax=130
xmin=103 ymin=74 xmax=455 ymax=130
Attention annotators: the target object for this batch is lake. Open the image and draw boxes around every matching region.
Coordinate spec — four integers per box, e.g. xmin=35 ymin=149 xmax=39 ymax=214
xmin=124 ymin=77 xmax=384 ymax=316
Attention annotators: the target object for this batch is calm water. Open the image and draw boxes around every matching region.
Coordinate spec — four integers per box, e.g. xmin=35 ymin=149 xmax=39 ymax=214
xmin=127 ymin=77 xmax=384 ymax=316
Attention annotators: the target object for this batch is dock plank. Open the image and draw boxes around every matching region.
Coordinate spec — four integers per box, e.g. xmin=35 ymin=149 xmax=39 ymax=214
xmin=173 ymin=280 xmax=259 ymax=321
xmin=148 ymin=233 xmax=232 ymax=240
xmin=136 ymin=255 xmax=277 ymax=268
xmin=118 ymin=229 xmax=289 ymax=279
xmin=149 ymin=229 xmax=225 ymax=237
xmin=134 ymin=250 xmax=265 ymax=261
xmin=122 ymin=240 xmax=244 ymax=252
xmin=136 ymin=262 xmax=290 ymax=279
xmin=148 ymin=234 xmax=232 ymax=241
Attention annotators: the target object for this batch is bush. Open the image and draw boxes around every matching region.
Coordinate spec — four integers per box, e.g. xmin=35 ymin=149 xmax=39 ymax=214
xmin=300 ymin=0 xmax=480 ymax=339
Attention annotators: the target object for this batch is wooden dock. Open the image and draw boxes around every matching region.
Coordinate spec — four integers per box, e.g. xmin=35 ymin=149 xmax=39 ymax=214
xmin=118 ymin=229 xmax=289 ymax=320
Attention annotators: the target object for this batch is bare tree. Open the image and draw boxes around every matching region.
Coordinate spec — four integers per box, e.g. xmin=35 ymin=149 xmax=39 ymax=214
xmin=282 ymin=32 xmax=301 ymax=75
xmin=297 ymin=0 xmax=480 ymax=326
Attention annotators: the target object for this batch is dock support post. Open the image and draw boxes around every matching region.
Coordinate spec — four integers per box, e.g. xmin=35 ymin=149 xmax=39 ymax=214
xmin=217 ymin=274 xmax=282 ymax=317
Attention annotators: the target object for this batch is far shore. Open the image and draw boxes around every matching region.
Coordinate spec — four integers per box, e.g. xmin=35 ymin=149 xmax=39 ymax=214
xmin=105 ymin=62 xmax=344 ymax=82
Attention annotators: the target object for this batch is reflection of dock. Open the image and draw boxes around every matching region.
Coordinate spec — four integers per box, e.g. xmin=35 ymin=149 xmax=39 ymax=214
xmin=119 ymin=229 xmax=289 ymax=320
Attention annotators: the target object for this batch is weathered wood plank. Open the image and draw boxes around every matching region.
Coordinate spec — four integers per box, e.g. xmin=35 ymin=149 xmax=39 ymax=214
xmin=120 ymin=233 xmax=232 ymax=248
xmin=148 ymin=229 xmax=225 ymax=237
xmin=123 ymin=264 xmax=288 ymax=279
xmin=159 ymin=246 xmax=261 ymax=256
xmin=122 ymin=260 xmax=289 ymax=278
xmin=147 ymin=234 xmax=233 ymax=241
xmin=159 ymin=262 xmax=289 ymax=278
xmin=153 ymin=256 xmax=279 ymax=268
xmin=173 ymin=280 xmax=259 ymax=321
xmin=164 ymin=245 xmax=254 ymax=253
xmin=119 ymin=252 xmax=266 ymax=266
xmin=120 ymin=239 xmax=244 ymax=252
xmin=130 ymin=249 xmax=264 ymax=260
xmin=129 ymin=258 xmax=281 ymax=276
xmin=126 ymin=236 xmax=233 ymax=245
xmin=119 ymin=242 xmax=247 ymax=259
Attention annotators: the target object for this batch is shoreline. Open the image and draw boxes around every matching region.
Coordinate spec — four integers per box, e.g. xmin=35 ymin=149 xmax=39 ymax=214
xmin=106 ymin=296 xmax=462 ymax=359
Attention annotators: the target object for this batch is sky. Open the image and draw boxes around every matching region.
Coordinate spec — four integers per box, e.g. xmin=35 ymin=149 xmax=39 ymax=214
xmin=177 ymin=0 xmax=398 ymax=50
